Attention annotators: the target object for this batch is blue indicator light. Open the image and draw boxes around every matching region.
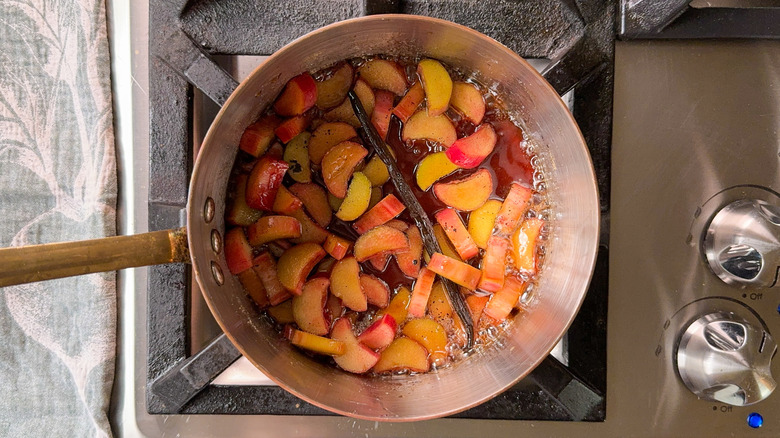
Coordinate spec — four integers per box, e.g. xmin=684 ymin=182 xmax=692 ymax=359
xmin=747 ymin=412 xmax=763 ymax=429
xmin=777 ymin=303 xmax=780 ymax=315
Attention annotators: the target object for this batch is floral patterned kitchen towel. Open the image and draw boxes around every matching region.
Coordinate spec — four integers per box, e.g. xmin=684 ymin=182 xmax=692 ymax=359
xmin=0 ymin=0 xmax=117 ymax=437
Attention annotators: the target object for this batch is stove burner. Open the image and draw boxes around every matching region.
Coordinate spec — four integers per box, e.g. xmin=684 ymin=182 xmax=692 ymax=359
xmin=146 ymin=0 xmax=613 ymax=418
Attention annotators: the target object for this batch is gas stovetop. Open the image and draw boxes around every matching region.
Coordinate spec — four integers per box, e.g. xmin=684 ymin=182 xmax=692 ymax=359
xmin=109 ymin=1 xmax=780 ymax=436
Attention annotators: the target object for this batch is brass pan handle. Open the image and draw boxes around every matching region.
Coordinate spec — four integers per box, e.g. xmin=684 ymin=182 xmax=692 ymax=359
xmin=0 ymin=228 xmax=190 ymax=287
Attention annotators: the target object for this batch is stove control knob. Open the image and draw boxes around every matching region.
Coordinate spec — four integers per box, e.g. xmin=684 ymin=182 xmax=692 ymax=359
xmin=703 ymin=199 xmax=780 ymax=288
xmin=676 ymin=312 xmax=776 ymax=406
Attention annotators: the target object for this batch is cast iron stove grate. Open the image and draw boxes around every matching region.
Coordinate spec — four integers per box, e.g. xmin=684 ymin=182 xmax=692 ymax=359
xmin=146 ymin=0 xmax=615 ymax=420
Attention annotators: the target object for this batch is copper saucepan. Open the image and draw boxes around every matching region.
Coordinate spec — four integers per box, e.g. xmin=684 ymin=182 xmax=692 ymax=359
xmin=0 ymin=15 xmax=599 ymax=421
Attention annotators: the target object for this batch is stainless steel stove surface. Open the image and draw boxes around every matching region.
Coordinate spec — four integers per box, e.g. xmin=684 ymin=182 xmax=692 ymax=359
xmin=608 ymin=39 xmax=780 ymax=436
xmin=109 ymin=0 xmax=780 ymax=436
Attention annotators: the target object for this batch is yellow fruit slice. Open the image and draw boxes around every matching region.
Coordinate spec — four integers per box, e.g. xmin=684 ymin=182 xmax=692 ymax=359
xmin=283 ymin=132 xmax=312 ymax=183
xmin=401 ymin=110 xmax=456 ymax=147
xmin=402 ymin=318 xmax=448 ymax=366
xmin=362 ymin=155 xmax=390 ymax=187
xmin=267 ymin=299 xmax=295 ymax=324
xmin=373 ymin=337 xmax=430 ymax=373
xmin=330 ymin=256 xmax=367 ymax=312
xmin=328 ymin=192 xmax=344 ymax=211
xmin=369 ymin=186 xmax=383 ymax=210
xmin=415 ymin=151 xmax=459 ymax=191
xmin=467 ymin=199 xmax=502 ymax=249
xmin=316 ymin=63 xmax=354 ymax=109
xmin=288 ymin=327 xmax=346 ymax=356
xmin=417 ymin=59 xmax=453 ymax=117
xmin=308 ymin=121 xmax=357 ymax=165
xmin=377 ymin=286 xmax=411 ymax=325
xmin=324 ymin=79 xmax=375 ymax=127
xmin=450 ymin=81 xmax=485 ymax=124
xmin=335 ymin=172 xmax=372 ymax=221
xmin=511 ymin=217 xmax=545 ymax=272
xmin=357 ymin=59 xmax=407 ymax=96
xmin=426 ymin=282 xmax=453 ymax=328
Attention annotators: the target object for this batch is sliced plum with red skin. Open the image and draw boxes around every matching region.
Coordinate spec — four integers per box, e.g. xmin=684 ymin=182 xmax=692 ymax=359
xmin=323 ymin=233 xmax=352 ymax=260
xmin=276 ymin=243 xmax=327 ymax=295
xmin=246 ymin=215 xmax=302 ymax=246
xmin=274 ymin=72 xmax=317 ymax=116
xmin=253 ymin=252 xmax=291 ymax=305
xmin=395 ymin=225 xmax=423 ymax=278
xmin=331 ymin=318 xmax=380 ymax=374
xmin=357 ymin=314 xmax=397 ymax=350
xmin=321 ymin=141 xmax=369 ymax=198
xmin=239 ymin=115 xmax=280 ymax=157
xmin=432 ymin=168 xmax=493 ymax=212
xmin=359 ymin=274 xmax=390 ymax=308
xmin=353 ymin=225 xmax=409 ymax=262
xmin=292 ymin=277 xmax=331 ymax=336
xmin=330 ymin=256 xmax=367 ymax=312
xmin=224 ymin=228 xmax=253 ymax=275
xmin=246 ymin=156 xmax=289 ymax=211
xmin=445 ymin=123 xmax=497 ymax=169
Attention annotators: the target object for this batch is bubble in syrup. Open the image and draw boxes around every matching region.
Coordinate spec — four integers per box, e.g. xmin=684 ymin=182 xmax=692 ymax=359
xmin=446 ymin=342 xmax=459 ymax=355
xmin=493 ymin=332 xmax=507 ymax=349
xmin=520 ymin=284 xmax=535 ymax=305
xmin=484 ymin=325 xmax=499 ymax=341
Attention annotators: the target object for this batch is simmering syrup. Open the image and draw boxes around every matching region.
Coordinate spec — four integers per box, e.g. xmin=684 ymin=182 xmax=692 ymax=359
xmin=226 ymin=55 xmax=547 ymax=374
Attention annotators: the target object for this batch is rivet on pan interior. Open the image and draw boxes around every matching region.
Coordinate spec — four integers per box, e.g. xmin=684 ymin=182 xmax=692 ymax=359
xmin=204 ymin=197 xmax=215 ymax=223
xmin=211 ymin=229 xmax=222 ymax=253
xmin=211 ymin=261 xmax=224 ymax=285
